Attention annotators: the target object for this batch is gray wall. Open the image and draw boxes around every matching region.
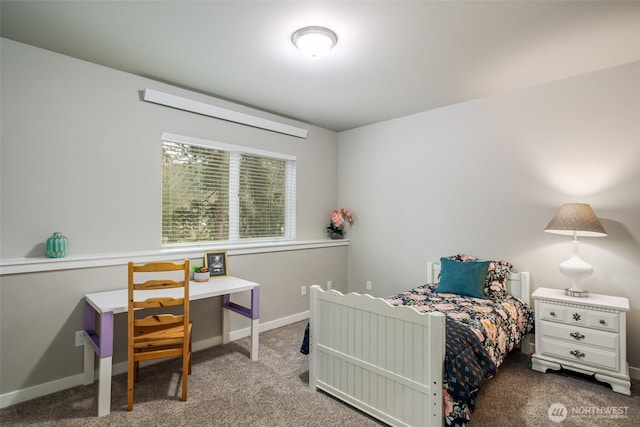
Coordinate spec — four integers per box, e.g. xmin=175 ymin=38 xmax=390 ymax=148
xmin=338 ymin=61 xmax=640 ymax=369
xmin=0 ymin=39 xmax=337 ymax=257
xmin=0 ymin=248 xmax=347 ymax=395
xmin=2 ymin=37 xmax=639 ymax=403
xmin=0 ymin=39 xmax=347 ymax=399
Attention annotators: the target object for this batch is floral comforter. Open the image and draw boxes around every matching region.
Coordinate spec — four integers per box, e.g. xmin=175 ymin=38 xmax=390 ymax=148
xmin=386 ymin=283 xmax=535 ymax=427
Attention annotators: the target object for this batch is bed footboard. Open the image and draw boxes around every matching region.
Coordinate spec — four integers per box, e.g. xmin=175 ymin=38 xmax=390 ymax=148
xmin=309 ymin=285 xmax=446 ymax=427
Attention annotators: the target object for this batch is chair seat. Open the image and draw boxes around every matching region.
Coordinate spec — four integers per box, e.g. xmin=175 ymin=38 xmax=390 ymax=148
xmin=133 ymin=322 xmax=192 ymax=350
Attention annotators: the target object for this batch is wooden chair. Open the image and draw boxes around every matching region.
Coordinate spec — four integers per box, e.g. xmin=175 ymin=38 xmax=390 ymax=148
xmin=127 ymin=260 xmax=192 ymax=411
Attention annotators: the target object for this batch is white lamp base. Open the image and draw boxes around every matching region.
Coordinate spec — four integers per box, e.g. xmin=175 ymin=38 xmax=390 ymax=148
xmin=564 ymin=288 xmax=589 ymax=297
xmin=559 ymin=239 xmax=593 ymax=298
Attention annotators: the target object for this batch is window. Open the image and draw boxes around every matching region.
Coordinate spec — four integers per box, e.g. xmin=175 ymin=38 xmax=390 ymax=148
xmin=161 ymin=133 xmax=296 ymax=244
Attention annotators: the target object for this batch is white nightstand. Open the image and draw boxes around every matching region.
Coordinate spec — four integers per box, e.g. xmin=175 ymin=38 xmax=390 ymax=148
xmin=530 ymin=287 xmax=631 ymax=395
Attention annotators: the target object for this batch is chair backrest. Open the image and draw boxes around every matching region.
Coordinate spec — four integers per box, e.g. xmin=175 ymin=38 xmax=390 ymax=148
xmin=128 ymin=260 xmax=190 ymax=334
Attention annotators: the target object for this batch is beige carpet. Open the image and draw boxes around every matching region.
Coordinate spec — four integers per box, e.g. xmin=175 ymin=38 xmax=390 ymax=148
xmin=471 ymin=350 xmax=639 ymax=426
xmin=1 ymin=321 xmax=638 ymax=426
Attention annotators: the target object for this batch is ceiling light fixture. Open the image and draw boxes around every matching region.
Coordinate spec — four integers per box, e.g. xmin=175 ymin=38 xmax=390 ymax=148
xmin=291 ymin=26 xmax=338 ymax=59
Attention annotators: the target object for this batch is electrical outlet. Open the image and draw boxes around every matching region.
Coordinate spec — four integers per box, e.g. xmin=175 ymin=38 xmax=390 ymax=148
xmin=366 ymin=281 xmax=372 ymax=291
xmin=301 ymin=285 xmax=307 ymax=296
xmin=75 ymin=330 xmax=85 ymax=347
xmin=327 ymin=280 xmax=332 ymax=290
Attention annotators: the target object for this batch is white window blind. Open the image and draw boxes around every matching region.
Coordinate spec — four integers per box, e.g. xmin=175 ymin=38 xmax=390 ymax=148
xmin=161 ymin=133 xmax=296 ymax=244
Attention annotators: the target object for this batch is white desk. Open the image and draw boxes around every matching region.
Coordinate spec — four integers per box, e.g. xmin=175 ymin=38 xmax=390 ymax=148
xmin=83 ymin=276 xmax=259 ymax=416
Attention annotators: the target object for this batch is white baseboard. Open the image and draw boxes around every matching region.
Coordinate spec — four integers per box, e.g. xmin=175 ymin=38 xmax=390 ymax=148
xmin=229 ymin=310 xmax=309 ymax=342
xmin=0 ymin=373 xmax=86 ymax=411
xmin=0 ymin=311 xmax=310 ymax=410
xmin=519 ymin=335 xmax=534 ymax=355
xmin=629 ymin=365 xmax=640 ymax=380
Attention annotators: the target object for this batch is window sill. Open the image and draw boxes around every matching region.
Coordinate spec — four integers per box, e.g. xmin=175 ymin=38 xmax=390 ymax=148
xmin=0 ymin=239 xmax=349 ymax=275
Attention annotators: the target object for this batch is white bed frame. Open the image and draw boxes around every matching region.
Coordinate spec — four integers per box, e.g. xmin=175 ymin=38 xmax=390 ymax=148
xmin=309 ymin=261 xmax=530 ymax=427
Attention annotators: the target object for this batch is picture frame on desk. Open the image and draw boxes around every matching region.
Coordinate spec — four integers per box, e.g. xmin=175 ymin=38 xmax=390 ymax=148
xmin=205 ymin=250 xmax=228 ymax=278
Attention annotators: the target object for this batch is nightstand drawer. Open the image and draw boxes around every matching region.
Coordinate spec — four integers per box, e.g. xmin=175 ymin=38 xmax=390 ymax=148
xmin=564 ymin=307 xmax=587 ymax=326
xmin=540 ymin=337 xmax=618 ymax=371
xmin=540 ymin=321 xmax=618 ymax=351
xmin=586 ymin=310 xmax=619 ymax=332
xmin=540 ymin=302 xmax=566 ymax=322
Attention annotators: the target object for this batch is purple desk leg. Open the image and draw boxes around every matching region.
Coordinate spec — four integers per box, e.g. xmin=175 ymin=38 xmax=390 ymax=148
xmin=249 ymin=287 xmax=259 ymax=360
xmin=222 ymin=286 xmax=260 ymax=360
xmin=83 ymin=302 xmax=114 ymax=417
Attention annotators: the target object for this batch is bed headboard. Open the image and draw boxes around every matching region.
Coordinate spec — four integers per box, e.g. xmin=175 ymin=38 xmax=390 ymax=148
xmin=427 ymin=261 xmax=531 ymax=305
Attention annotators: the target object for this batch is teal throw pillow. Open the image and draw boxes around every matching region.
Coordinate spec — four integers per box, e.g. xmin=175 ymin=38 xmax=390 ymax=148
xmin=436 ymin=257 xmax=491 ymax=299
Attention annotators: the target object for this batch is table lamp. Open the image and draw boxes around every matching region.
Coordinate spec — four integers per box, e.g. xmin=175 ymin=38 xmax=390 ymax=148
xmin=544 ymin=203 xmax=607 ymax=297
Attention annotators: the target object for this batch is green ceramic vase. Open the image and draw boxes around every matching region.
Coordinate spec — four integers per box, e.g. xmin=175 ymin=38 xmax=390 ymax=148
xmin=46 ymin=232 xmax=68 ymax=258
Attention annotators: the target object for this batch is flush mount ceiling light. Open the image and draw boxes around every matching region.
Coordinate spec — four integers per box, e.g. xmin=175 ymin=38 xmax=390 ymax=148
xmin=291 ymin=26 xmax=338 ymax=59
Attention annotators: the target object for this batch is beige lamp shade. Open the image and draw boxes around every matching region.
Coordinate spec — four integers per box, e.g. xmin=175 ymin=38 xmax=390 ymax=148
xmin=544 ymin=203 xmax=607 ymax=237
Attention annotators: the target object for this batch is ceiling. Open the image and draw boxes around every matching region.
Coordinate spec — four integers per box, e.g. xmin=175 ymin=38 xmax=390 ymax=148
xmin=2 ymin=1 xmax=639 ymax=132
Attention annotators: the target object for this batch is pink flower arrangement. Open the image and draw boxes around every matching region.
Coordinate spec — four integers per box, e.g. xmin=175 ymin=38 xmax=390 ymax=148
xmin=327 ymin=208 xmax=354 ymax=238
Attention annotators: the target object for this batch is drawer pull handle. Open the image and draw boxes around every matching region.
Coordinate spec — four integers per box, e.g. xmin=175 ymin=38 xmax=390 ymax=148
xmin=570 ymin=350 xmax=585 ymax=359
xmin=549 ymin=311 xmax=556 ymax=316
xmin=599 ymin=319 xmax=606 ymax=325
xmin=569 ymin=332 xmax=585 ymax=340
xmin=572 ymin=313 xmax=581 ymax=321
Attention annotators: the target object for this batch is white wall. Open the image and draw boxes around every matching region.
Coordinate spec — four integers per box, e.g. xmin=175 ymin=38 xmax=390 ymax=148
xmin=338 ymin=62 xmax=640 ymax=369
